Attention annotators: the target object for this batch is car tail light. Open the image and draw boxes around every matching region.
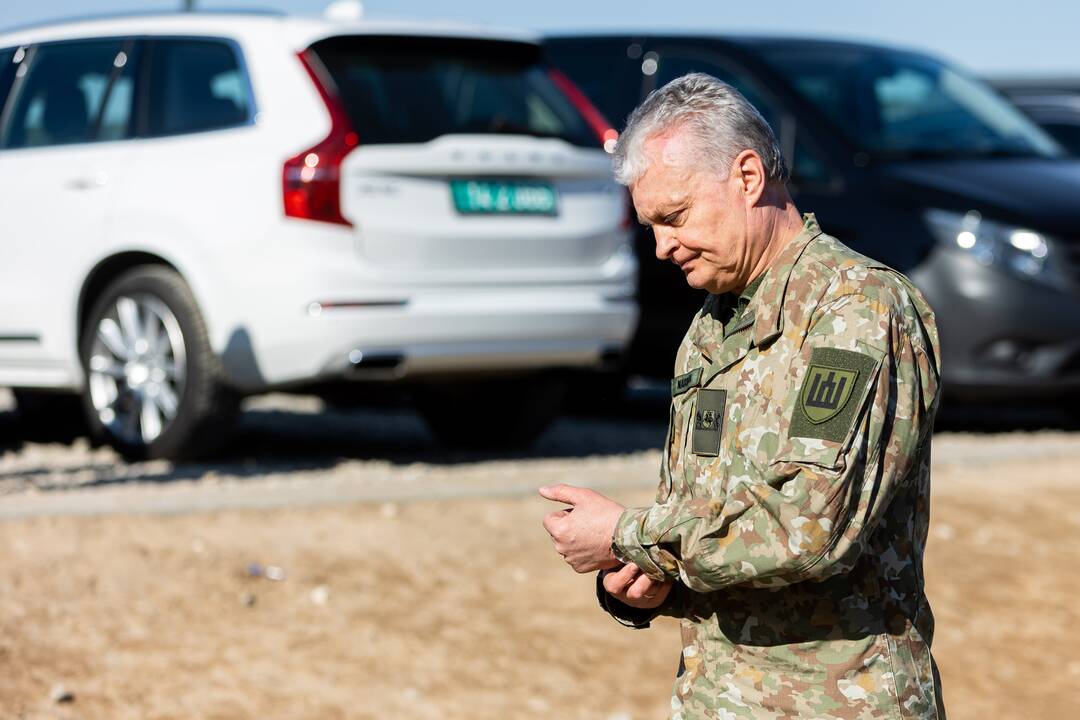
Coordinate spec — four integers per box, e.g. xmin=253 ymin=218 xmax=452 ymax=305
xmin=283 ymin=50 xmax=359 ymax=226
xmin=547 ymin=67 xmax=619 ymax=153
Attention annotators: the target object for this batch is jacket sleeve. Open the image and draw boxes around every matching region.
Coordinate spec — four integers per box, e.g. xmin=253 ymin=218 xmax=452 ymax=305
xmin=611 ymin=291 xmax=940 ymax=592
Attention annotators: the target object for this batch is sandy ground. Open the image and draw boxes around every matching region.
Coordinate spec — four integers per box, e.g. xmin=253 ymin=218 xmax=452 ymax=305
xmin=1 ymin=395 xmax=1079 ymax=719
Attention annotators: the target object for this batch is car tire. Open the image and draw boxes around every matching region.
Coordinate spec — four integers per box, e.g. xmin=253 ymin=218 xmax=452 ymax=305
xmin=12 ymin=389 xmax=87 ymax=441
xmin=417 ymin=374 xmax=566 ymax=450
xmin=562 ymin=369 xmax=629 ymax=416
xmin=79 ymin=266 xmax=237 ymax=460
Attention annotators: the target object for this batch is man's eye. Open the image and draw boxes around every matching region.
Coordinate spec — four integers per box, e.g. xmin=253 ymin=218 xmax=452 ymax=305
xmin=663 ymin=212 xmax=683 ymax=225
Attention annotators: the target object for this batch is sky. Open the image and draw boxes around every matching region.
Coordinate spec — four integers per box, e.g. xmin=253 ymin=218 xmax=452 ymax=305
xmin=1 ymin=0 xmax=1077 ymax=78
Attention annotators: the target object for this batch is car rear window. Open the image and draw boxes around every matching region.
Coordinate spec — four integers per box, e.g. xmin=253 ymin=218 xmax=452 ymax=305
xmin=144 ymin=39 xmax=252 ymax=137
xmin=309 ymin=35 xmax=598 ymax=148
xmin=543 ymin=39 xmax=647 ymax=129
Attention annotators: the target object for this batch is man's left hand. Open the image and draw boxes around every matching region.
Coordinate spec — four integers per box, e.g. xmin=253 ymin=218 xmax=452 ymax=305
xmin=540 ymin=484 xmax=625 ymax=573
xmin=601 ymin=563 xmax=673 ymax=609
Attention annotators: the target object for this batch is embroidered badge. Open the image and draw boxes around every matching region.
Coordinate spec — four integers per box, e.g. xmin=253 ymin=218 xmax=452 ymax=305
xmin=800 ymin=365 xmax=859 ymax=424
xmin=671 ymin=367 xmax=702 ymax=397
xmin=790 ymin=347 xmax=879 ymax=442
xmin=692 ymin=389 xmax=726 ymax=456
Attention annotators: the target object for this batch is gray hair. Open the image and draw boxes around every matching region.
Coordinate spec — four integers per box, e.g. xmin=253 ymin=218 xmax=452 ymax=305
xmin=612 ymin=72 xmax=789 ymax=187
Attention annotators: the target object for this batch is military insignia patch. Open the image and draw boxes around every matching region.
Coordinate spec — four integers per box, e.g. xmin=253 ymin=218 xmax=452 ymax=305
xmin=800 ymin=365 xmax=858 ymax=424
xmin=696 ymin=407 xmax=720 ymax=431
xmin=790 ymin=347 xmax=879 ymax=442
xmin=692 ymin=389 xmax=726 ymax=456
xmin=671 ymin=367 xmax=702 ymax=397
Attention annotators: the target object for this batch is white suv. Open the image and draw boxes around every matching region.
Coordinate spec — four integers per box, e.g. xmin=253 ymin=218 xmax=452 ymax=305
xmin=0 ymin=12 xmax=636 ymax=458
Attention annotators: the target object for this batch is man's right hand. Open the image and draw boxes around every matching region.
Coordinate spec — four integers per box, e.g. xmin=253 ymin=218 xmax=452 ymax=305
xmin=601 ymin=563 xmax=673 ymax=609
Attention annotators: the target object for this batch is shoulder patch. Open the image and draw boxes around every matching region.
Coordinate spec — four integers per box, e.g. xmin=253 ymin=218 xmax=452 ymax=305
xmin=790 ymin=347 xmax=879 ymax=442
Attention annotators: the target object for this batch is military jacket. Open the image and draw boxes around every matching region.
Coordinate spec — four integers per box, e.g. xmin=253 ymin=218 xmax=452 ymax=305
xmin=608 ymin=215 xmax=945 ymax=719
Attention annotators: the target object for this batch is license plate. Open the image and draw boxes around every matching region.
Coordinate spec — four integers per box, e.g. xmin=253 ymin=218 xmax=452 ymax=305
xmin=450 ymin=179 xmax=558 ymax=216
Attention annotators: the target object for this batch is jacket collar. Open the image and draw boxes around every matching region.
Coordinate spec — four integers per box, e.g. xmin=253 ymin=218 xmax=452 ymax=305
xmin=691 ymin=213 xmax=824 ymax=365
xmin=748 ymin=213 xmax=824 ymax=348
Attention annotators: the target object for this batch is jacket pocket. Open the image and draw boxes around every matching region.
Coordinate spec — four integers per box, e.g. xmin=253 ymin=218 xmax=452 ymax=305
xmin=665 ymin=368 xmax=702 ymax=500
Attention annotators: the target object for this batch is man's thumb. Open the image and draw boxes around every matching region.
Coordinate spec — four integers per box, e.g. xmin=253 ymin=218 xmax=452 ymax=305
xmin=538 ymin=484 xmax=583 ymax=505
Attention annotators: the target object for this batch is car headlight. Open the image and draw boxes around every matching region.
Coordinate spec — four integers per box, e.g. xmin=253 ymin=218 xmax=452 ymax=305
xmin=923 ymin=208 xmax=1072 ymax=291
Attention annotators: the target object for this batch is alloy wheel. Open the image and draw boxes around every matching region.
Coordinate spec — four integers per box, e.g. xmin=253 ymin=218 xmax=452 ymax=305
xmin=87 ymin=294 xmax=187 ymax=446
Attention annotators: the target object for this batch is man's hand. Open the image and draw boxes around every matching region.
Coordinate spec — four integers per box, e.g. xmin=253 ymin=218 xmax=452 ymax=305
xmin=601 ymin=563 xmax=673 ymax=609
xmin=540 ymin=484 xmax=625 ymax=573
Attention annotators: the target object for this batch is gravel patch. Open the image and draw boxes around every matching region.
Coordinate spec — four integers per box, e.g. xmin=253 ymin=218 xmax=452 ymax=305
xmin=2 ymin=389 xmax=1079 ymax=518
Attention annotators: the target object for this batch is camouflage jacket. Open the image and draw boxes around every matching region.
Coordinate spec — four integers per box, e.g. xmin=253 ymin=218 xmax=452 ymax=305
xmin=605 ymin=215 xmax=946 ymax=719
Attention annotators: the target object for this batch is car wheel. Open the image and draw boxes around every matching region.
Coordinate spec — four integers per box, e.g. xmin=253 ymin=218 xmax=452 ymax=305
xmin=80 ymin=266 xmax=237 ymax=460
xmin=417 ymin=374 xmax=566 ymax=450
xmin=12 ymin=389 xmax=87 ymax=441
xmin=562 ymin=369 xmax=629 ymax=416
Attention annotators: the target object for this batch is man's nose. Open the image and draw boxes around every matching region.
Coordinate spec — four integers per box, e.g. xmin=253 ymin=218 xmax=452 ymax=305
xmin=654 ymin=227 xmax=678 ymax=261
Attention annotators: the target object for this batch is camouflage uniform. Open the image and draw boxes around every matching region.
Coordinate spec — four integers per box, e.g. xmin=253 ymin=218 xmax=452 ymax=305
xmin=603 ymin=215 xmax=946 ymax=719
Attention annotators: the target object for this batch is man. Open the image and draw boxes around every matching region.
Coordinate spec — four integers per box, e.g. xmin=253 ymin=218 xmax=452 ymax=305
xmin=540 ymin=73 xmax=946 ymax=719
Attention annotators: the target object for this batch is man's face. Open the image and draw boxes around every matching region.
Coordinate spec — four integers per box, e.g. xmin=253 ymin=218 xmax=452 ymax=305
xmin=629 ymin=128 xmax=761 ymax=295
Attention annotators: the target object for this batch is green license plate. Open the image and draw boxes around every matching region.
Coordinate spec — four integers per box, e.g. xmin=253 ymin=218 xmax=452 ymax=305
xmin=450 ymin=179 xmax=558 ymax=216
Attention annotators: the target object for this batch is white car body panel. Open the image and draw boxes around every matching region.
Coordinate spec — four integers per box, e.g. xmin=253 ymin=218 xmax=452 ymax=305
xmin=0 ymin=13 xmax=636 ymax=394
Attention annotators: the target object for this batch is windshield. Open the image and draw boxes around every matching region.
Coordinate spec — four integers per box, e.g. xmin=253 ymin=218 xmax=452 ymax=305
xmin=756 ymin=44 xmax=1063 ymax=159
xmin=310 ymin=35 xmax=598 ymax=148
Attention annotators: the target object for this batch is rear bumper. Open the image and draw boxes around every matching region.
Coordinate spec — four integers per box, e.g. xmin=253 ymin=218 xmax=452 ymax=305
xmin=218 ymin=285 xmax=638 ymax=391
xmin=200 ymin=217 xmax=637 ymax=391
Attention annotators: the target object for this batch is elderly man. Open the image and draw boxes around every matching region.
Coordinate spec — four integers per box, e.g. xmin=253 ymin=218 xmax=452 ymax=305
xmin=541 ymin=73 xmax=946 ymax=719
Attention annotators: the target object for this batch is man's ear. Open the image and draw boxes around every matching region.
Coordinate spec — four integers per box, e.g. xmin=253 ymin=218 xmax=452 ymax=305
xmin=733 ymin=149 xmax=767 ymax=206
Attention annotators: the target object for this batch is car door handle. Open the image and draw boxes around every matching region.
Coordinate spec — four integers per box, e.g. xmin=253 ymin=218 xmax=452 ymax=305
xmin=65 ymin=171 xmax=109 ymax=190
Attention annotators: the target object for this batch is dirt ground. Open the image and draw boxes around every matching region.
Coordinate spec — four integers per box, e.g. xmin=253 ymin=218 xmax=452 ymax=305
xmin=1 ymin=442 xmax=1079 ymax=719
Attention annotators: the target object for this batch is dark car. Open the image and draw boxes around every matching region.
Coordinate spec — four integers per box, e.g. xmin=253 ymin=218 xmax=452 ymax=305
xmin=992 ymin=77 xmax=1080 ymax=156
xmin=545 ymin=35 xmax=1080 ymax=405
